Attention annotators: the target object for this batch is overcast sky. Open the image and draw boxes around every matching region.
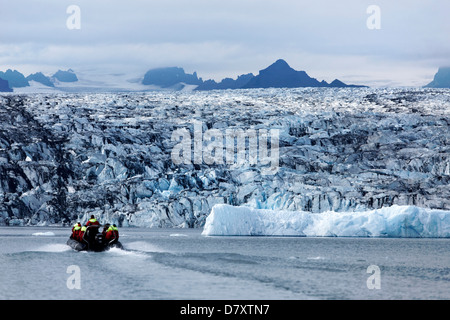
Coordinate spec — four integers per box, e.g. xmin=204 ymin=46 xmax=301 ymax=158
xmin=0 ymin=0 xmax=449 ymax=87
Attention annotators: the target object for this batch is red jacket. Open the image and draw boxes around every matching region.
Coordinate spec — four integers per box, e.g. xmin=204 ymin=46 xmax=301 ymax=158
xmin=72 ymin=223 xmax=81 ymax=240
xmin=86 ymin=218 xmax=100 ymax=227
xmin=105 ymin=229 xmax=116 ymax=242
xmin=72 ymin=229 xmax=80 ymax=240
xmin=113 ymin=227 xmax=119 ymax=240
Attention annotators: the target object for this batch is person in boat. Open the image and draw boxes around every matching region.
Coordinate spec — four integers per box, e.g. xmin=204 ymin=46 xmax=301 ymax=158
xmin=102 ymin=223 xmax=110 ymax=237
xmin=112 ymin=224 xmax=119 ymax=241
xmin=83 ymin=215 xmax=101 ymax=244
xmin=86 ymin=215 xmax=100 ymax=227
xmin=71 ymin=222 xmax=82 ymax=240
xmin=78 ymin=226 xmax=87 ymax=242
xmin=103 ymin=224 xmax=118 ymax=244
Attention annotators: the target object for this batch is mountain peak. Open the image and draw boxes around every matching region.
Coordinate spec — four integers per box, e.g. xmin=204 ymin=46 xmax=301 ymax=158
xmin=263 ymin=59 xmax=294 ymax=72
xmin=27 ymin=72 xmax=55 ymax=87
xmin=244 ymin=59 xmax=321 ymax=88
xmin=271 ymin=59 xmax=291 ymax=67
xmin=0 ymin=69 xmax=29 ymax=88
xmin=241 ymin=59 xmax=367 ymax=89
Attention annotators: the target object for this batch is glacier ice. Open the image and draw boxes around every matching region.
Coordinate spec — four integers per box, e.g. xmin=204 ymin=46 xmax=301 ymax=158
xmin=0 ymin=87 xmax=449 ymax=228
xmin=202 ymin=204 xmax=450 ymax=238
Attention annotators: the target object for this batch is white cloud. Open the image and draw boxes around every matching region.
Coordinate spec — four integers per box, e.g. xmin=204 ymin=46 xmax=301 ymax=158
xmin=0 ymin=0 xmax=449 ymax=86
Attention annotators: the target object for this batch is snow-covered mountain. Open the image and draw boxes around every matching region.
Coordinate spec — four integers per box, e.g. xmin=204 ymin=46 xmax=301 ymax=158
xmin=11 ymin=69 xmax=156 ymax=93
xmin=0 ymin=88 xmax=449 ymax=227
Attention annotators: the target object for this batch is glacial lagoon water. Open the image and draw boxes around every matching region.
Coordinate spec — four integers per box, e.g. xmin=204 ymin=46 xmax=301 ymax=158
xmin=0 ymin=226 xmax=449 ymax=300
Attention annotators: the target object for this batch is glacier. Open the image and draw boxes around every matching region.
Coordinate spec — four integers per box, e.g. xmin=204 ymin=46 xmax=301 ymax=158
xmin=202 ymin=204 xmax=450 ymax=237
xmin=0 ymin=87 xmax=449 ymax=229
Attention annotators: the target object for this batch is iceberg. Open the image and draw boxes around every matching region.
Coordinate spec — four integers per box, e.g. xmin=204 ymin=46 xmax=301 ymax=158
xmin=202 ymin=204 xmax=450 ymax=238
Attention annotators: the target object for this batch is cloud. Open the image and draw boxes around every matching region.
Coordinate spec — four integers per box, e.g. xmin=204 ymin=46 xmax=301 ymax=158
xmin=0 ymin=0 xmax=449 ymax=86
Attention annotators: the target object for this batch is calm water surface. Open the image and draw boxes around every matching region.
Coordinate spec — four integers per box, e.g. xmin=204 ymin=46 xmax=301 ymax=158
xmin=0 ymin=227 xmax=448 ymax=300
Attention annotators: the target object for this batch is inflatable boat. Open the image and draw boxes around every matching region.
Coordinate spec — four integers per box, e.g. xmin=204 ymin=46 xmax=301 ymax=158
xmin=67 ymin=225 xmax=123 ymax=252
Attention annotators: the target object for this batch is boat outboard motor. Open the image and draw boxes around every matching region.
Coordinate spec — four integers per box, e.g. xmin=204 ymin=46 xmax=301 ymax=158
xmin=88 ymin=228 xmax=103 ymax=251
xmin=84 ymin=226 xmax=97 ymax=241
xmin=95 ymin=233 xmax=104 ymax=246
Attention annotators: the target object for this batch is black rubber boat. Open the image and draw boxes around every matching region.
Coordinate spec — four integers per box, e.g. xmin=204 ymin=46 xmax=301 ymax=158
xmin=67 ymin=225 xmax=123 ymax=252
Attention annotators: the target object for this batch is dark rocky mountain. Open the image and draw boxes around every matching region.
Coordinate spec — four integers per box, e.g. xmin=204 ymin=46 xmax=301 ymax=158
xmin=52 ymin=69 xmax=78 ymax=82
xmin=243 ymin=59 xmax=366 ymax=89
xmin=0 ymin=69 xmax=78 ymax=88
xmin=329 ymin=79 xmax=347 ymax=87
xmin=26 ymin=72 xmax=55 ymax=87
xmin=142 ymin=67 xmax=203 ymax=87
xmin=144 ymin=59 xmax=366 ymax=91
xmin=243 ymin=59 xmax=322 ymax=88
xmin=0 ymin=78 xmax=13 ymax=92
xmin=195 ymin=73 xmax=254 ymax=91
xmin=424 ymin=67 xmax=450 ymax=88
xmin=0 ymin=69 xmax=29 ymax=88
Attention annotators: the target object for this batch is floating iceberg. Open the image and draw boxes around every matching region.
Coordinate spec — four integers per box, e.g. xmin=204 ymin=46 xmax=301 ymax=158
xmin=202 ymin=204 xmax=450 ymax=238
